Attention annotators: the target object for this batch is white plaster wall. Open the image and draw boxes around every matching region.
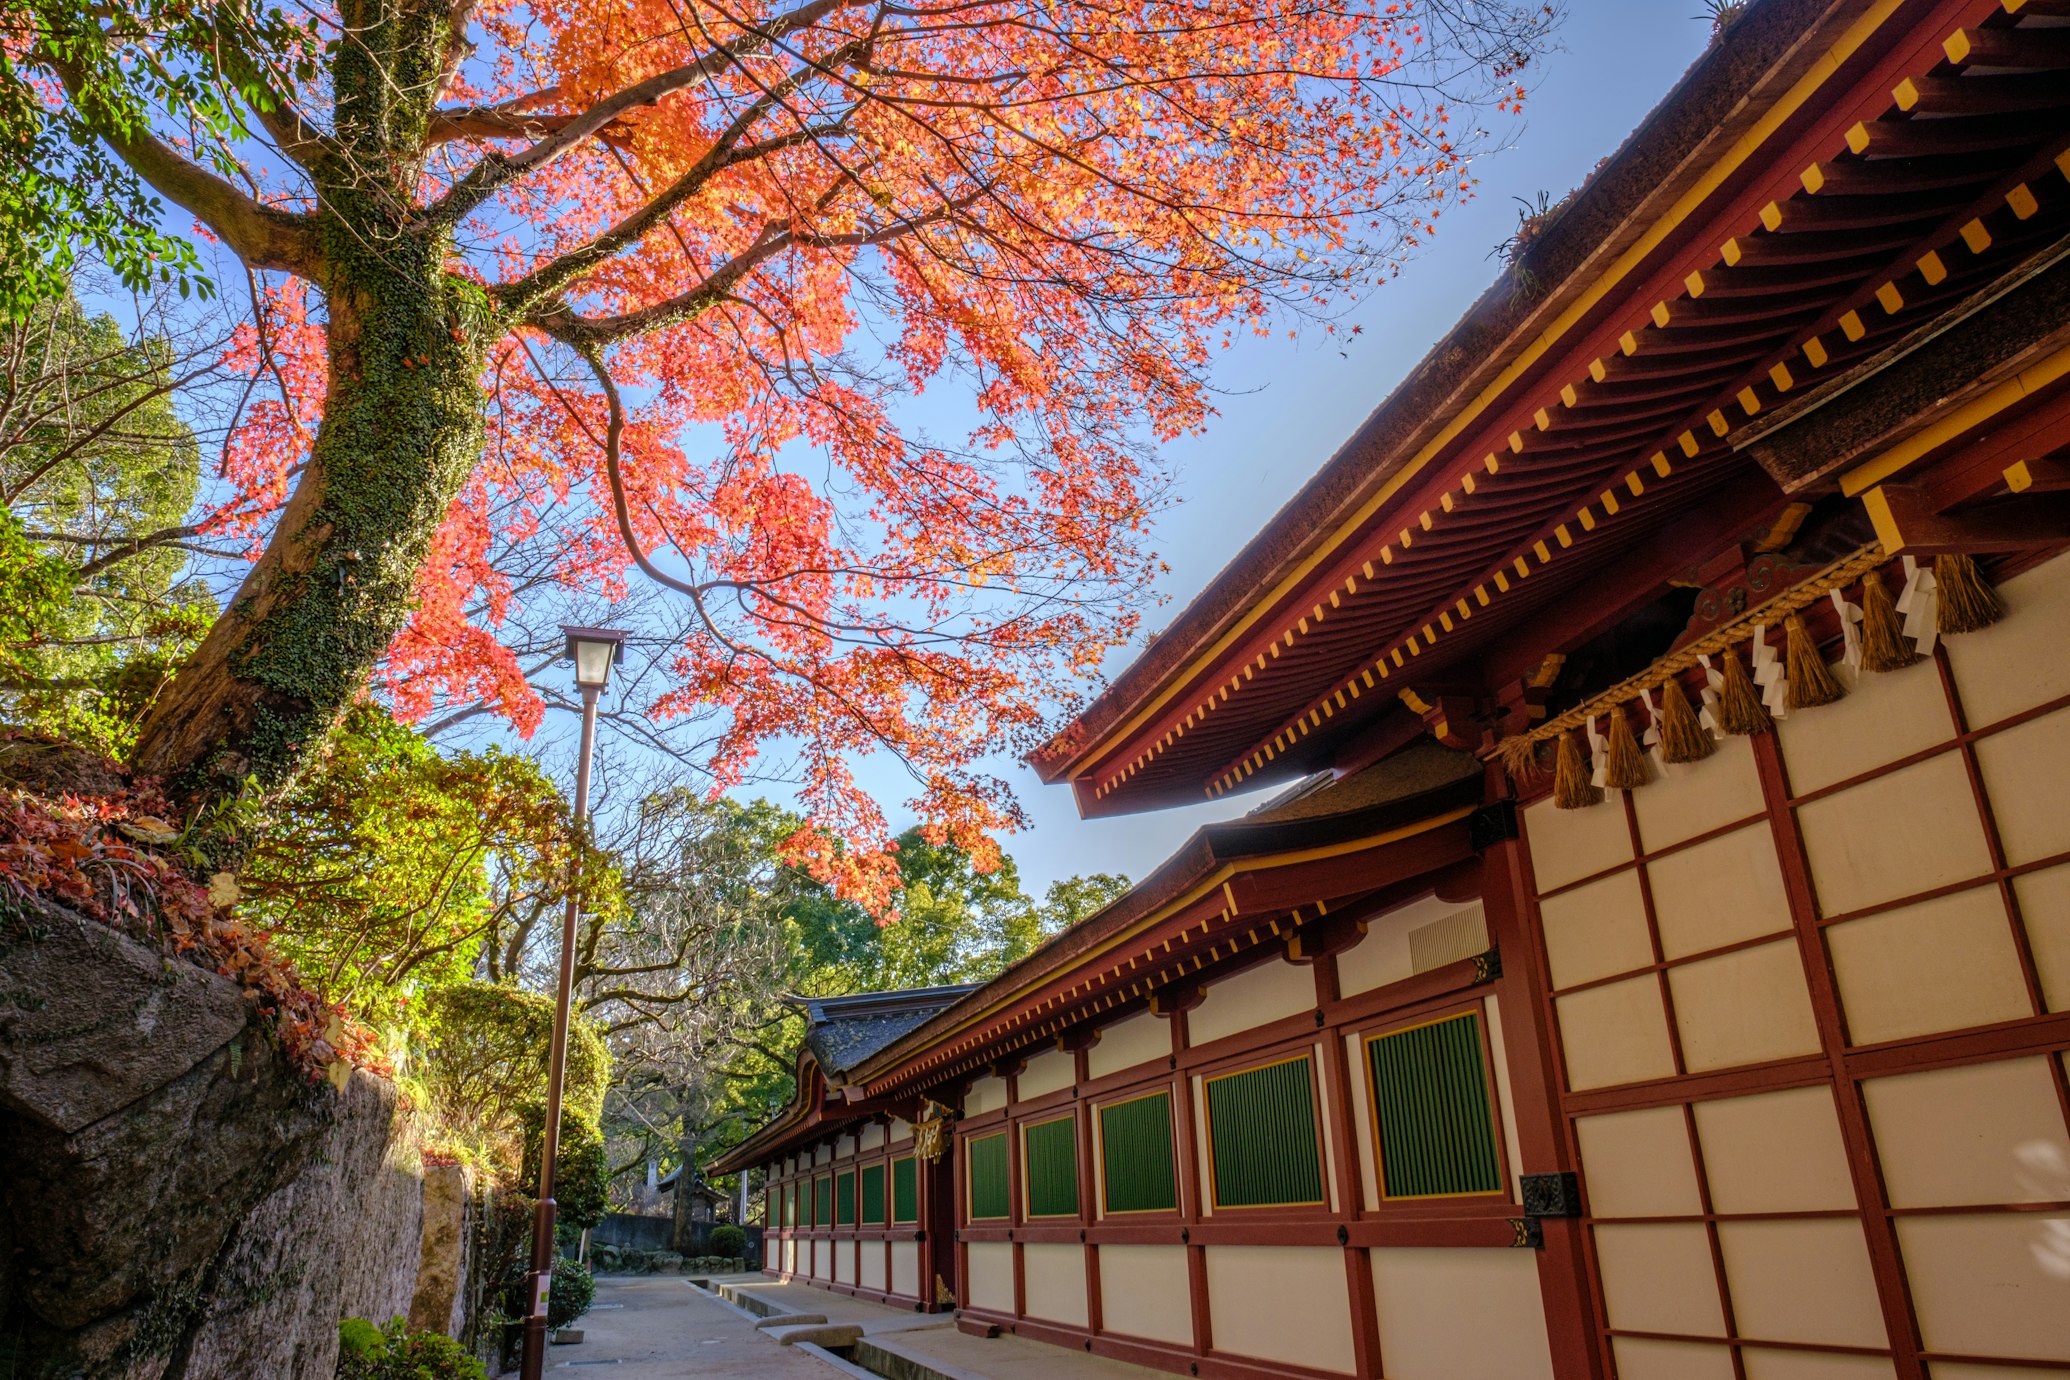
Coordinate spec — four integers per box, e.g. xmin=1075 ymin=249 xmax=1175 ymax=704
xmin=1337 ymin=893 xmax=1487 ymax=997
xmin=1021 ymin=1243 xmax=1089 ymax=1327
xmin=1018 ymin=1047 xmax=1075 ymax=1100
xmin=861 ymin=1122 xmax=885 ymax=1150
xmin=1097 ymin=1245 xmax=1193 ymax=1347
xmin=1482 ymin=998 xmax=1526 ymax=1189
xmin=1087 ymin=1009 xmax=1170 ymax=1080
xmin=888 ymin=1117 xmax=914 ymax=1144
xmin=965 ymin=1076 xmax=1007 ymax=1115
xmin=1187 ymin=957 xmax=1317 ymax=1047
xmin=891 ymin=1242 xmax=920 ymax=1300
xmin=965 ymin=1242 xmax=1015 ymax=1313
xmin=1525 ymin=792 xmax=1632 ymax=891
xmin=812 ymin=1239 xmax=830 ymax=1280
xmin=1371 ymin=1248 xmax=1554 ymax=1380
xmin=1203 ymin=1246 xmax=1355 ymax=1374
xmin=835 ymin=1240 xmax=856 ymax=1285
xmin=859 ymin=1242 xmax=886 ymax=1292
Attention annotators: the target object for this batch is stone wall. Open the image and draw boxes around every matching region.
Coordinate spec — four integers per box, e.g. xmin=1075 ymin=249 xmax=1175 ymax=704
xmin=0 ymin=899 xmax=472 ymax=1379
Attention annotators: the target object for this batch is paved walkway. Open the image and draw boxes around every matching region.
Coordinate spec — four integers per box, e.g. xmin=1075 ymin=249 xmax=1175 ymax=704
xmin=561 ymin=1272 xmax=1172 ymax=1380
xmin=549 ymin=1274 xmax=832 ymax=1377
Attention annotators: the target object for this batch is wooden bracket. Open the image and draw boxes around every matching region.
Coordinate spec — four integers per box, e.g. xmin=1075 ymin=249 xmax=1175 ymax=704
xmin=1147 ymin=982 xmax=1204 ymax=1018
xmin=1057 ymin=1025 xmax=1102 ymax=1053
xmin=2004 ymin=457 xmax=2070 ymax=494
xmin=1283 ymin=911 xmax=1368 ymax=965
xmin=989 ymin=1054 xmax=1027 ymax=1081
xmin=1862 ymin=482 xmax=2070 ymax=555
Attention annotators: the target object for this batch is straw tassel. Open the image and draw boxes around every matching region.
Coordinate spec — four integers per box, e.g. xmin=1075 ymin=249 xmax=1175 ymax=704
xmin=1858 ymin=568 xmax=1920 ymax=672
xmin=1498 ymin=734 xmax=1546 ymax=783
xmin=1934 ymin=554 xmax=2003 ymax=635
xmin=1553 ymin=728 xmax=1602 ymax=809
xmin=1656 ymin=676 xmax=1714 ymax=763
xmin=1783 ymin=613 xmax=1845 ymax=710
xmin=1715 ymin=645 xmax=1773 ymax=735
xmin=1603 ymin=706 xmax=1650 ymax=789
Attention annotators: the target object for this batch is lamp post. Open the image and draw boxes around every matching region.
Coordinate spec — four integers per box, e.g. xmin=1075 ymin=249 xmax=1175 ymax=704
xmin=520 ymin=625 xmax=628 ymax=1380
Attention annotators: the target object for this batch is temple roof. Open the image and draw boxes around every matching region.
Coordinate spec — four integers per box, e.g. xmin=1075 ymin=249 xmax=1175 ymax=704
xmin=793 ymin=985 xmax=985 ymax=1078
xmin=1029 ymin=0 xmax=2070 ymax=816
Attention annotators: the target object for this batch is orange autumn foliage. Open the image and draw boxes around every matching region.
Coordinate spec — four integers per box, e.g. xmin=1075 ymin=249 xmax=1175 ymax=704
xmin=111 ymin=0 xmax=1549 ymax=910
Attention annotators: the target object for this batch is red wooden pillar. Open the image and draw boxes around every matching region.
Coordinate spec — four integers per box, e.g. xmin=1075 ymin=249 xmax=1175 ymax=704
xmin=1481 ymin=821 xmax=1607 ymax=1380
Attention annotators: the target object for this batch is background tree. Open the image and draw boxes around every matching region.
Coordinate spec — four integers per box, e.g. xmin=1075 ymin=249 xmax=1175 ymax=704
xmin=10 ymin=0 xmax=1554 ymax=902
xmin=241 ymin=702 xmax=613 ymax=1030
xmin=0 ymin=283 xmax=234 ymax=753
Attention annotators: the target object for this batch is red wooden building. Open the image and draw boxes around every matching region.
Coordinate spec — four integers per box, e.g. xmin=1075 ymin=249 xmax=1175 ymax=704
xmin=715 ymin=0 xmax=2070 ymax=1373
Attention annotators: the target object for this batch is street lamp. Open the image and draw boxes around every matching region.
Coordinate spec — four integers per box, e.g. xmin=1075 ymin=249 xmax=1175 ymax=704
xmin=520 ymin=625 xmax=628 ymax=1379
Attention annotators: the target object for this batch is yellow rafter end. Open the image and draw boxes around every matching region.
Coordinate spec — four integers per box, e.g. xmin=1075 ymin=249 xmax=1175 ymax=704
xmin=1577 ymin=507 xmax=1596 ymax=532
xmin=2006 ymin=460 xmax=2035 ymax=493
xmin=1419 ymin=510 xmax=1435 ymax=531
xmin=1534 ymin=407 xmax=1552 ymax=431
xmin=1475 ymin=585 xmax=1490 ymax=606
xmin=1917 ymin=251 xmax=1947 ymax=286
xmin=1944 ymin=28 xmax=1973 ymax=63
xmin=1651 ymin=301 xmax=1671 ymax=328
xmin=1462 ymin=472 xmax=1477 ymax=495
xmin=1652 ymin=452 xmax=1673 ymax=478
xmin=1494 ymin=571 xmax=1511 ymax=593
xmin=1770 ymin=362 xmax=1794 ymax=391
xmin=1455 ymin=597 xmax=1470 ymax=620
xmin=1589 ymin=357 xmax=1609 ymax=383
xmin=1554 ymin=524 xmax=1573 ymax=548
xmin=2008 ymin=184 xmax=2039 ymax=220
xmin=1720 ymin=237 xmax=1743 ymax=267
xmin=1625 ymin=471 xmax=1645 ymax=497
xmin=1379 ymin=546 xmax=1394 ymax=565
xmin=1893 ymin=77 xmax=1920 ymax=112
xmin=1961 ymin=219 xmax=1992 ymax=254
xmin=1600 ymin=489 xmax=1620 ymax=515
xmin=1845 ymin=123 xmax=1871 ymax=156
xmin=1759 ymin=201 xmax=1784 ymax=232
xmin=1804 ymin=336 xmax=1829 ymax=368
xmin=1484 ymin=452 xmax=1502 ymax=475
xmin=1685 ymin=270 xmax=1707 ymax=299
xmin=1438 ymin=612 xmax=1453 ymax=633
xmin=1841 ymin=310 xmax=1865 ymax=342
xmin=1875 ymin=282 xmax=1904 ymax=315
xmin=1708 ymin=409 xmax=1729 ymax=437
xmin=1619 ymin=330 xmax=1639 ymax=357
xmin=1560 ymin=383 xmax=1578 ymax=408
xmin=1737 ymin=387 xmax=1761 ymax=416
xmin=1440 ymin=491 xmax=1454 ymax=512
xmin=1508 ymin=431 xmax=1526 ymax=454
xmin=1679 ymin=431 xmax=1701 ymax=458
xmin=1801 ymin=163 xmax=1826 ymax=195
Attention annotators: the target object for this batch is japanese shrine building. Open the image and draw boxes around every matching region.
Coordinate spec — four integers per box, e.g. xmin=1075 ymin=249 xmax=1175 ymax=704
xmin=713 ymin=0 xmax=2070 ymax=1374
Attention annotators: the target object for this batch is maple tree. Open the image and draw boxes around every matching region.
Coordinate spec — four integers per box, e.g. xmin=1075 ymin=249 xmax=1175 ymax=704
xmin=12 ymin=0 xmax=1553 ymax=906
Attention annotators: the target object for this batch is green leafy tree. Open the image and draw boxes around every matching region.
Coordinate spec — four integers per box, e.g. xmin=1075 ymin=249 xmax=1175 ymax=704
xmin=0 ymin=286 xmax=220 ymax=752
xmin=241 ymin=703 xmax=614 ymax=1031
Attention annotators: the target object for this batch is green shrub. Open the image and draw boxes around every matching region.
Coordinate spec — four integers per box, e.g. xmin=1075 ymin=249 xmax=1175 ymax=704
xmin=708 ymin=1225 xmax=746 ymax=1258
xmin=520 ymin=1111 xmax=609 ymax=1230
xmin=548 ymin=1259 xmax=595 ymax=1330
xmin=336 ymin=1317 xmax=485 ymax=1380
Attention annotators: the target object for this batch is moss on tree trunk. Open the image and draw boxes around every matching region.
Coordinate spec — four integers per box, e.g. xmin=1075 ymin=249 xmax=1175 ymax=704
xmin=129 ymin=237 xmax=493 ymax=806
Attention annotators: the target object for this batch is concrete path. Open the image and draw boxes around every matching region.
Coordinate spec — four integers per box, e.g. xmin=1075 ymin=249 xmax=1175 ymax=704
xmin=548 ymin=1274 xmax=834 ymax=1377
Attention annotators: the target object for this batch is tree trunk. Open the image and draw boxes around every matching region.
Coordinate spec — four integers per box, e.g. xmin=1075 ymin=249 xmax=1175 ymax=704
xmin=129 ymin=235 xmax=491 ymax=808
xmin=671 ymin=1116 xmax=699 ymax=1254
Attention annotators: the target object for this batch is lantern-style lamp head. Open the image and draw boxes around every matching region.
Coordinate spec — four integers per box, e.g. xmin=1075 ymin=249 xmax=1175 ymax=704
xmin=561 ymin=625 xmax=629 ymax=690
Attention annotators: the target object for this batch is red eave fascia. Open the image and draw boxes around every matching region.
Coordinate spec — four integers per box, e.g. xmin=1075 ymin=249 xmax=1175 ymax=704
xmin=1029 ymin=0 xmax=1964 ymax=815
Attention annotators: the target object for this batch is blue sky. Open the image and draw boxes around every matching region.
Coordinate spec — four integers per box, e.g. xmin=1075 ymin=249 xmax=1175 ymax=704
xmin=839 ymin=1 xmax=1722 ymax=896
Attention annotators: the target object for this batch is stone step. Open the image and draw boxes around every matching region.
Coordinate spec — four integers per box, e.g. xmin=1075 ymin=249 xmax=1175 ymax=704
xmin=753 ymin=1313 xmax=826 ymax=1330
xmin=767 ymin=1322 xmax=864 ymax=1349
